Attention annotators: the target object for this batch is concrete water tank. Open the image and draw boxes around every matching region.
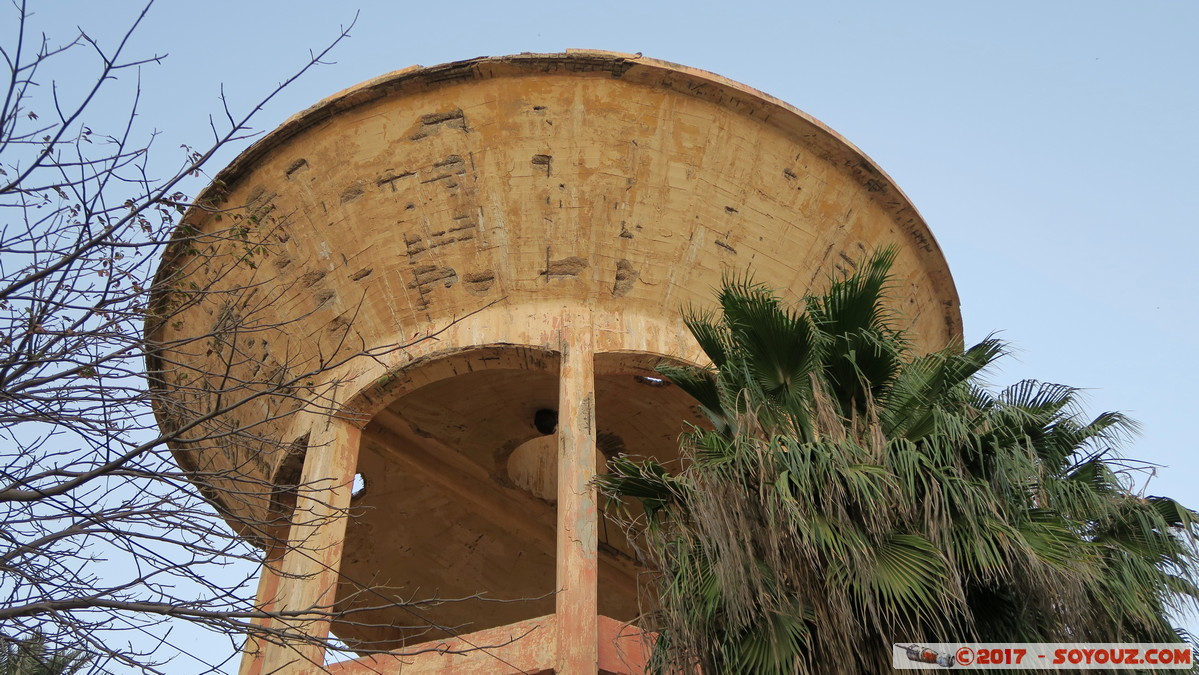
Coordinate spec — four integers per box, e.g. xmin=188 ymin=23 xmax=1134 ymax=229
xmin=148 ymin=50 xmax=961 ymax=674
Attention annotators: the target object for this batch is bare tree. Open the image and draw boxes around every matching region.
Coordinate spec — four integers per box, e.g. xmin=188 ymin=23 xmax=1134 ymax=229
xmin=0 ymin=3 xmax=480 ymax=672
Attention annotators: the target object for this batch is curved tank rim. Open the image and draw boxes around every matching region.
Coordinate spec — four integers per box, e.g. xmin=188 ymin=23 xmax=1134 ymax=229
xmin=157 ymin=50 xmax=960 ymax=332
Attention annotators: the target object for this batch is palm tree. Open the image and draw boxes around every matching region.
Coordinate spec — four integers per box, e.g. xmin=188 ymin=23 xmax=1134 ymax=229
xmin=597 ymin=249 xmax=1199 ymax=674
xmin=0 ymin=633 xmax=90 ymax=675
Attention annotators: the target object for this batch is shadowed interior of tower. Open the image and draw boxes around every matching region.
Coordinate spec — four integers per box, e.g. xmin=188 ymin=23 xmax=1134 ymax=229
xmin=329 ymin=347 xmax=706 ymax=652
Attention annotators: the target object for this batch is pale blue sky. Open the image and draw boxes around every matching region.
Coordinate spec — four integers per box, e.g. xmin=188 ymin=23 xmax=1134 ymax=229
xmin=21 ymin=0 xmax=1199 ymax=669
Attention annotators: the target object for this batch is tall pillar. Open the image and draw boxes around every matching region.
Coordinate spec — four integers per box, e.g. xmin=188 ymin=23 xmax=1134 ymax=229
xmin=237 ymin=542 xmax=286 ymax=675
xmin=556 ymin=310 xmax=599 ymax=673
xmin=250 ymin=416 xmax=362 ymax=674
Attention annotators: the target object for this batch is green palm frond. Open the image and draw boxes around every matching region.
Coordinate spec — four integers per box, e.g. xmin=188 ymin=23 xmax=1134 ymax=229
xmin=882 ymin=337 xmax=1003 ymax=440
xmin=807 ymin=246 xmax=898 ymax=339
xmin=718 ymin=279 xmax=818 ymax=402
xmin=0 ymin=633 xmax=91 ymax=675
xmin=863 ymin=533 xmax=952 ymax=621
xmin=655 ymin=363 xmax=728 ymax=434
xmin=807 ymin=247 xmax=906 ymax=410
xmin=1149 ymin=496 xmax=1199 ymax=529
xmin=683 ymin=308 xmax=730 ymax=369
xmin=725 ymin=602 xmax=813 ymax=675
xmin=595 ymin=456 xmax=683 ymax=522
xmin=1017 ymin=509 xmax=1089 ymax=570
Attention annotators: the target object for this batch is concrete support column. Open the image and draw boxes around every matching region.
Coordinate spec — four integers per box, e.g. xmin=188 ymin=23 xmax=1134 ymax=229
xmin=556 ymin=309 xmax=598 ymax=674
xmin=237 ymin=541 xmax=286 ymax=675
xmin=250 ymin=416 xmax=362 ymax=675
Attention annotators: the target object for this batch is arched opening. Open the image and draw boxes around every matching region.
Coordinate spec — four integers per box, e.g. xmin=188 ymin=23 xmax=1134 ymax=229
xmin=331 ymin=345 xmax=706 ymax=653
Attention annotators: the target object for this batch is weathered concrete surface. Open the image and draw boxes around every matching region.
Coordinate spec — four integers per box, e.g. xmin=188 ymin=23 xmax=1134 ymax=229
xmin=315 ymin=614 xmax=558 ymax=674
xmin=149 ymin=50 xmax=962 ymax=668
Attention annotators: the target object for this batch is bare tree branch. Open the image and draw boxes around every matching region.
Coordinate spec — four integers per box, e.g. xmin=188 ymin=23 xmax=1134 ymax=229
xmin=0 ymin=3 xmax=525 ymax=672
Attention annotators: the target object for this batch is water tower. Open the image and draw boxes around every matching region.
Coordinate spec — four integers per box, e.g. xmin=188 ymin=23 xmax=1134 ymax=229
xmin=148 ymin=51 xmax=961 ymax=674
